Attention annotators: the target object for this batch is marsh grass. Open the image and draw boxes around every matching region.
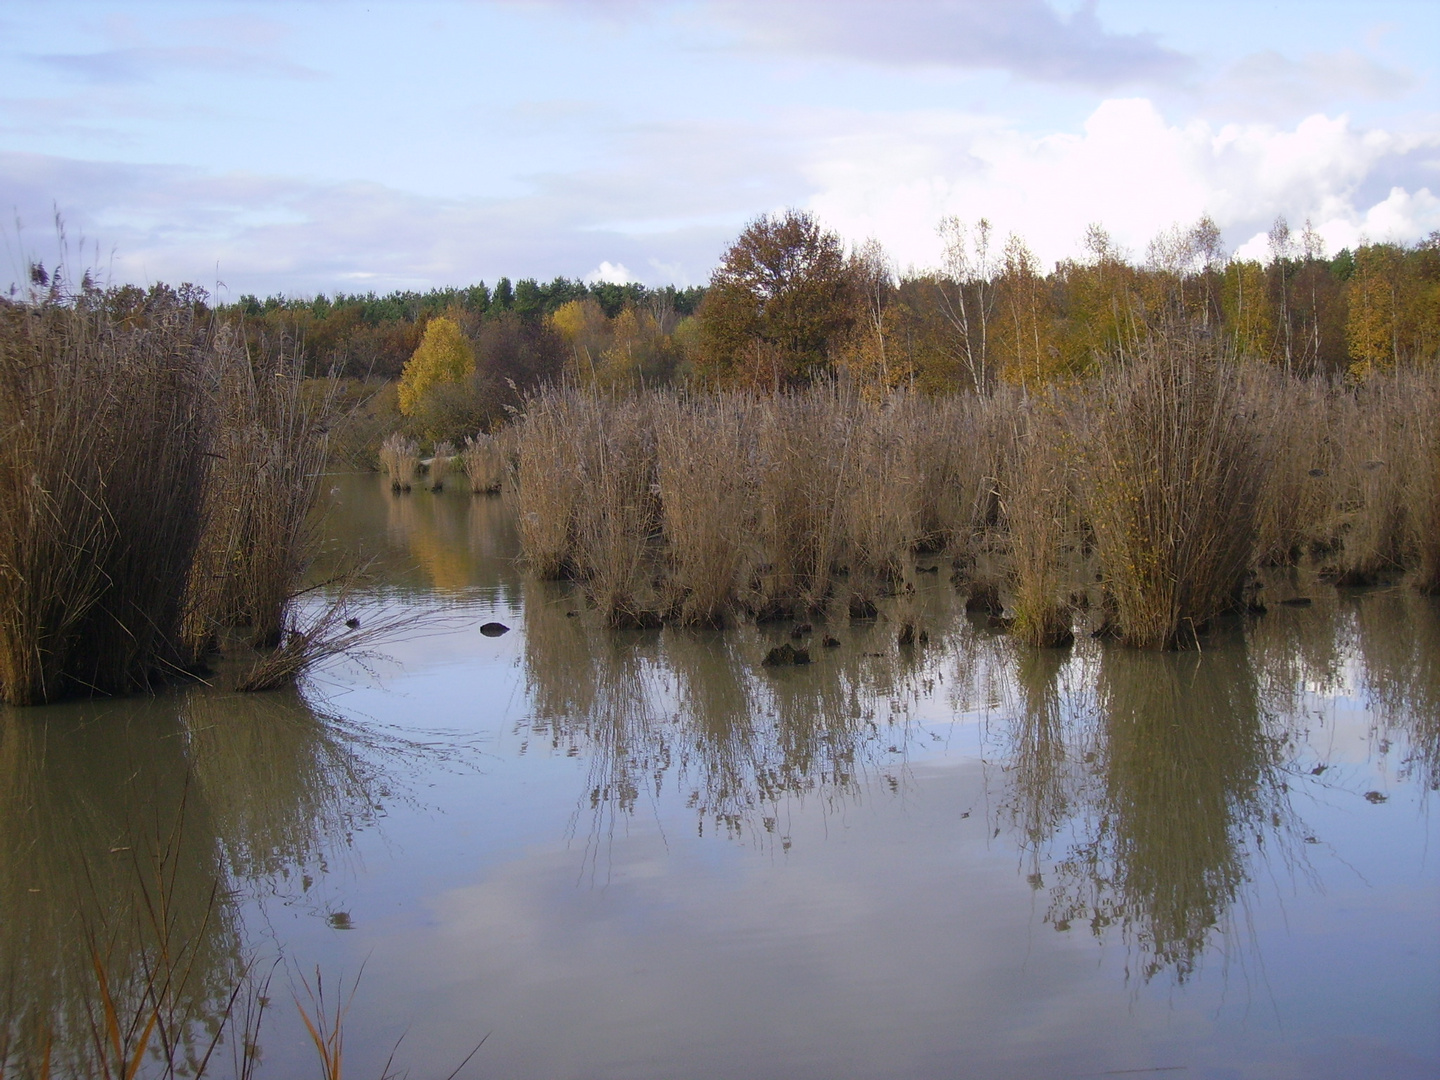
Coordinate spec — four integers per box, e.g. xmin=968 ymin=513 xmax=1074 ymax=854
xmin=654 ymin=394 xmax=755 ymax=625
xmin=1247 ymin=370 xmax=1332 ymax=567
xmin=1002 ymin=400 xmax=1076 ymax=647
xmin=0 ymin=298 xmax=217 ymax=704
xmin=185 ymin=335 xmax=336 ymax=656
xmin=461 ymin=431 xmax=508 ymax=494
xmin=1079 ymin=339 xmax=1263 ymax=648
xmin=378 ymin=433 xmax=419 ymax=493
xmin=1324 ymin=379 xmax=1410 ymax=584
xmin=426 ymin=441 xmax=454 ymax=492
xmin=508 ymin=354 xmax=1435 ymax=649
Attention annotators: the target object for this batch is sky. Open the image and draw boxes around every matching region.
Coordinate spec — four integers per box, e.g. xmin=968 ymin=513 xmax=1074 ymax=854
xmin=1 ymin=0 xmax=1437 ymax=297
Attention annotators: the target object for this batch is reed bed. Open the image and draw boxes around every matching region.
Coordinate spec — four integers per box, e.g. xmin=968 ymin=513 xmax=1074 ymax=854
xmin=0 ymin=299 xmax=217 ymax=704
xmin=498 ymin=349 xmax=1435 ymax=650
xmin=378 ymin=432 xmax=419 ymax=492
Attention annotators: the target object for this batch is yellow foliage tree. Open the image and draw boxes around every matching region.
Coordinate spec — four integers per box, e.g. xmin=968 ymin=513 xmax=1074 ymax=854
xmin=397 ymin=317 xmax=475 ymax=416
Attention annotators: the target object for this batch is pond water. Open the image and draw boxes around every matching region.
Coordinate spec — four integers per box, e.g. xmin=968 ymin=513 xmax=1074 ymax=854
xmin=3 ymin=472 xmax=1438 ymax=1079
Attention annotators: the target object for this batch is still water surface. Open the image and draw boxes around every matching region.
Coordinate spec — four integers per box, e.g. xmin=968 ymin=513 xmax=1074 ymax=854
xmin=3 ymin=472 xmax=1438 ymax=1079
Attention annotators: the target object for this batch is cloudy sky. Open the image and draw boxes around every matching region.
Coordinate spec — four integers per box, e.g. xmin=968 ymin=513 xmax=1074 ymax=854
xmin=2 ymin=0 xmax=1437 ymax=297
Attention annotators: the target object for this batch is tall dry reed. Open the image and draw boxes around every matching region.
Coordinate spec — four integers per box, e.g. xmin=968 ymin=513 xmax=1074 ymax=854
xmin=1245 ymin=369 xmax=1332 ymax=566
xmin=1078 ymin=339 xmax=1262 ymax=648
xmin=461 ymin=431 xmax=508 ymax=494
xmin=1323 ymin=378 xmax=1409 ymax=584
xmin=0 ymin=298 xmax=217 ymax=704
xmin=378 ymin=432 xmax=419 ymax=492
xmin=654 ymin=394 xmax=756 ymax=625
xmin=571 ymin=395 xmax=661 ymax=626
xmin=427 ymin=440 xmax=454 ymax=492
xmin=1401 ymin=367 xmax=1440 ymax=592
xmin=1002 ymin=398 xmax=1076 ymax=647
xmin=514 ymin=387 xmax=587 ymax=579
xmin=184 ymin=334 xmax=335 ymax=654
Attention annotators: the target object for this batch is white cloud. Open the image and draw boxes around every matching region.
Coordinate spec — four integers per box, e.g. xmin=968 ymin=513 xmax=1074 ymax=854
xmin=804 ymin=99 xmax=1440 ymax=271
xmin=584 ymin=260 xmax=636 ymax=285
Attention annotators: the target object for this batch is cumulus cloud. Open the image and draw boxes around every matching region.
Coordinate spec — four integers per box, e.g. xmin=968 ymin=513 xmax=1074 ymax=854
xmin=584 ymin=261 xmax=637 ymax=285
xmin=803 ymin=100 xmax=1440 ymax=271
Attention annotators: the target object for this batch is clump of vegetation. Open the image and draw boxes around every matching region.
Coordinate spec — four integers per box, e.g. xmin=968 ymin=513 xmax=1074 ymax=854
xmin=185 ymin=333 xmax=335 ymax=656
xmin=654 ymin=393 xmax=755 ymax=626
xmin=1079 ymin=337 xmax=1263 ymax=648
xmin=1002 ymin=399 xmax=1076 ymax=647
xmin=461 ymin=430 xmax=509 ymax=494
xmin=0 ymin=292 xmax=216 ymax=704
xmin=378 ymin=432 xmax=420 ymax=491
xmin=427 ymin=440 xmax=455 ymax=492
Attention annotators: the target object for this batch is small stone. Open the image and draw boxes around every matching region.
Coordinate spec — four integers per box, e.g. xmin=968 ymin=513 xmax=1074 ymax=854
xmin=480 ymin=621 xmax=511 ymax=637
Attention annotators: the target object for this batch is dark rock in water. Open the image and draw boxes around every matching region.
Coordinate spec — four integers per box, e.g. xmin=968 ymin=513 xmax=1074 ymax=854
xmin=1363 ymin=790 xmax=1388 ymax=804
xmin=480 ymin=622 xmax=511 ymax=637
xmin=790 ymin=622 xmax=812 ymax=639
xmin=822 ymin=634 xmax=841 ymax=648
xmin=762 ymin=643 xmax=812 ymax=667
xmin=1280 ymin=596 xmax=1313 ymax=607
xmin=849 ymin=597 xmax=878 ymax=620
xmin=566 ymin=610 xmax=578 ymax=618
xmin=344 ymin=616 xmax=360 ymax=629
xmin=965 ymin=581 xmax=1004 ymax=616
xmin=1308 ymin=467 xmax=1327 ymax=478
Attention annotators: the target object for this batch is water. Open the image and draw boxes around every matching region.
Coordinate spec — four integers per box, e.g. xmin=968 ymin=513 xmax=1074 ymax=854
xmin=2 ymin=472 xmax=1437 ymax=1079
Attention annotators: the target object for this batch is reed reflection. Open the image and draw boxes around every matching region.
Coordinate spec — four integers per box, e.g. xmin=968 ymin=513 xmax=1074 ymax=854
xmin=0 ymin=687 xmax=389 ymax=1074
xmin=1351 ymin=589 xmax=1440 ymax=794
xmin=1000 ymin=637 xmax=1300 ymax=983
xmin=519 ymin=578 xmax=942 ymax=846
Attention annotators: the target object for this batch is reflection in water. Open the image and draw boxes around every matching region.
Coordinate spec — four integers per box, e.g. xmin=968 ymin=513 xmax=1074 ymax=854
xmin=0 ymin=687 xmax=388 ymax=1073
xmin=1351 ymin=590 xmax=1440 ymax=794
xmin=311 ymin=473 xmax=524 ymax=606
xmin=519 ymin=578 xmax=951 ymax=851
xmin=1000 ymin=636 xmax=1301 ymax=982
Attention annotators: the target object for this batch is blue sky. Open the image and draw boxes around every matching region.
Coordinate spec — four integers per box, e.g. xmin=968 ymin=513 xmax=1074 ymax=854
xmin=2 ymin=0 xmax=1437 ymax=296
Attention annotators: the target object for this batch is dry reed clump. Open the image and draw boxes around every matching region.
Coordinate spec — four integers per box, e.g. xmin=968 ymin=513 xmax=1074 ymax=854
xmin=1078 ymin=338 xmax=1263 ymax=649
xmin=1001 ymin=398 xmax=1076 ymax=647
xmin=0 ymin=297 xmax=217 ymax=704
xmin=427 ymin=440 xmax=454 ymax=492
xmin=746 ymin=389 xmax=850 ymax=620
xmin=570 ymin=395 xmax=662 ymax=627
xmin=184 ymin=335 xmax=336 ymax=656
xmin=461 ymin=430 xmax=508 ymax=494
xmin=1323 ymin=378 xmax=1410 ymax=585
xmin=514 ymin=386 xmax=588 ymax=579
xmin=1400 ymin=366 xmax=1440 ymax=593
xmin=841 ymin=394 xmax=920 ymax=599
xmin=654 ymin=393 xmax=756 ymax=626
xmin=378 ymin=432 xmax=419 ymax=491
xmin=1245 ymin=369 xmax=1333 ymax=566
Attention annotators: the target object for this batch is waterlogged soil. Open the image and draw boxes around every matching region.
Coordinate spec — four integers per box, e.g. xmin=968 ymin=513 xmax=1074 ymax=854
xmin=2 ymin=471 xmax=1438 ymax=1080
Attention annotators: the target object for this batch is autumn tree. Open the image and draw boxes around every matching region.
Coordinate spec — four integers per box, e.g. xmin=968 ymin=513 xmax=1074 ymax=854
xmin=695 ymin=209 xmax=856 ymax=389
xmin=936 ymin=216 xmax=997 ymax=392
xmin=398 ymin=316 xmax=475 ymax=417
